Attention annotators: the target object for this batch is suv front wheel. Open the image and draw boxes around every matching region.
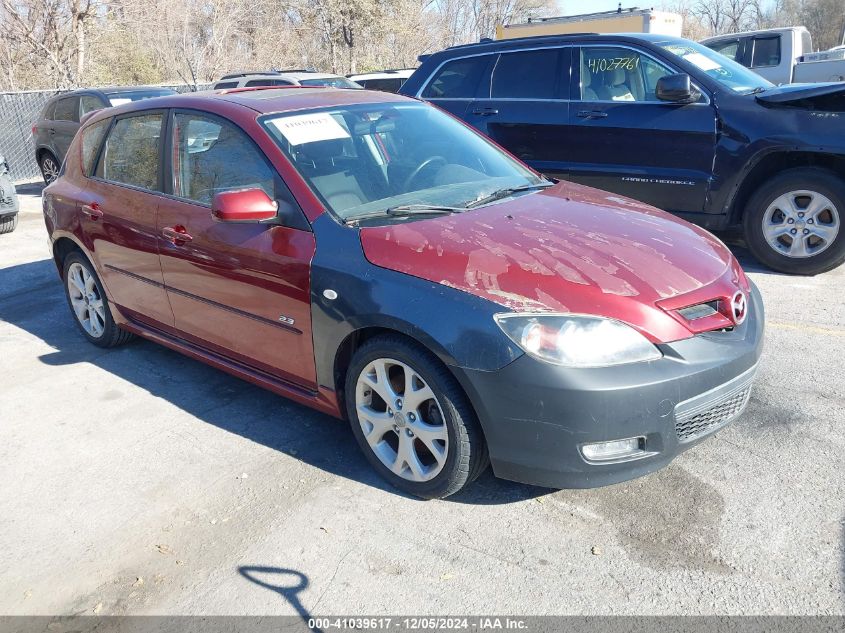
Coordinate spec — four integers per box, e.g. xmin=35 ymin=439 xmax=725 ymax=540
xmin=744 ymin=168 xmax=845 ymax=275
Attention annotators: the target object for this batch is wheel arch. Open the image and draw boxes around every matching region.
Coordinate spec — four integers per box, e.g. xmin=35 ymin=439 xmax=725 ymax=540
xmin=52 ymin=235 xmax=86 ymax=278
xmin=331 ymin=322 xmax=461 ymax=420
xmin=729 ymin=151 xmax=845 ymax=224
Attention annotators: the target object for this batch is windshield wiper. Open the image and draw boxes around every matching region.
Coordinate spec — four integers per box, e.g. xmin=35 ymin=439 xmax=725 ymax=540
xmin=745 ymin=86 xmax=770 ymax=95
xmin=464 ymin=181 xmax=554 ymax=209
xmin=344 ymin=204 xmax=464 ymax=225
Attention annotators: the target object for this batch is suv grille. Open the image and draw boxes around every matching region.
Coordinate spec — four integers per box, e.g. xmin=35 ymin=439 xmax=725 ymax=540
xmin=674 ymin=368 xmax=756 ymax=443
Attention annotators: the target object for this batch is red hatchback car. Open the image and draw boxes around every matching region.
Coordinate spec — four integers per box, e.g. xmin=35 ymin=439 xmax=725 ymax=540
xmin=43 ymin=87 xmax=764 ymax=498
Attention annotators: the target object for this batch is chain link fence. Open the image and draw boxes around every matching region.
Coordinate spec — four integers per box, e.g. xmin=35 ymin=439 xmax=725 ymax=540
xmin=0 ymin=84 xmax=211 ymax=183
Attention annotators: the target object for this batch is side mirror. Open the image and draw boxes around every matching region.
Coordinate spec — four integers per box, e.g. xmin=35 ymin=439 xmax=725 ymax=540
xmin=212 ymin=188 xmax=278 ymax=222
xmin=656 ymin=73 xmax=699 ymax=103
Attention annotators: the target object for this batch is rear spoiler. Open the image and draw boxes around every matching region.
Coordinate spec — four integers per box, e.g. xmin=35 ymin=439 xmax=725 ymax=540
xmin=418 ymin=54 xmax=431 ymax=63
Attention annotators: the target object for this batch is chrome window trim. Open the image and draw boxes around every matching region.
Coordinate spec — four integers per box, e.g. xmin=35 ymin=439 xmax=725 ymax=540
xmin=417 ymin=42 xmax=712 ymax=106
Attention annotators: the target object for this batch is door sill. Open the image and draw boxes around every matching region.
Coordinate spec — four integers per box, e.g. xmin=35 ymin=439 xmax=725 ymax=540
xmin=119 ymin=317 xmax=340 ymax=417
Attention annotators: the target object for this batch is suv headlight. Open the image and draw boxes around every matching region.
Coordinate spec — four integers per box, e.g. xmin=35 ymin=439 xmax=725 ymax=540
xmin=495 ymin=313 xmax=662 ymax=368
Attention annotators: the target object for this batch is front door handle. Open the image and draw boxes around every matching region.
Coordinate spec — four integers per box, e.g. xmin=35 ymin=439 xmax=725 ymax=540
xmin=162 ymin=225 xmax=193 ymax=245
xmin=471 ymin=107 xmax=499 ymax=116
xmin=576 ymin=110 xmax=609 ymax=119
xmin=80 ymin=203 xmax=103 ymax=220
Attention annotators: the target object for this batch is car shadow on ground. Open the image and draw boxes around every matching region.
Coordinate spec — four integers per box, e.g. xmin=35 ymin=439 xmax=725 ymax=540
xmin=0 ymin=258 xmax=551 ymax=505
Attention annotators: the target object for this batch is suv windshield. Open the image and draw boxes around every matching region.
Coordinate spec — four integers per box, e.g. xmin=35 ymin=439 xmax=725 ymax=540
xmin=262 ymin=103 xmax=544 ymax=222
xmin=659 ymin=40 xmax=774 ymax=94
xmin=300 ymin=76 xmax=362 ymax=89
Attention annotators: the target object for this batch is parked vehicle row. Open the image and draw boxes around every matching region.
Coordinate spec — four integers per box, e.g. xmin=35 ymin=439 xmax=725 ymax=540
xmin=211 ymin=69 xmax=363 ymax=90
xmin=33 ymin=86 xmax=177 ymax=184
xmin=346 ymin=69 xmax=415 ymax=93
xmin=400 ymin=32 xmax=845 ymax=275
xmin=43 ymin=86 xmax=763 ymax=498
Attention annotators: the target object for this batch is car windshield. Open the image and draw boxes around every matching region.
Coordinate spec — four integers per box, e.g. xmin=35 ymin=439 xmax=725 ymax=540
xmin=262 ymin=103 xmax=545 ymax=223
xmin=105 ymin=89 xmax=177 ymax=106
xmin=659 ymin=40 xmax=774 ymax=94
xmin=300 ymin=76 xmax=363 ymax=89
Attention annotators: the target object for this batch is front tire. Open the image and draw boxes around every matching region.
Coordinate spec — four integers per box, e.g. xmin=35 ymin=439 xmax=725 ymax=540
xmin=743 ymin=168 xmax=845 ymax=275
xmin=345 ymin=335 xmax=488 ymax=499
xmin=62 ymin=252 xmax=134 ymax=348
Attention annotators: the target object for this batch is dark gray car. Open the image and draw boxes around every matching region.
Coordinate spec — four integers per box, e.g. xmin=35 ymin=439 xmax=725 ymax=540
xmin=0 ymin=154 xmax=19 ymax=234
xmin=32 ymin=86 xmax=176 ymax=184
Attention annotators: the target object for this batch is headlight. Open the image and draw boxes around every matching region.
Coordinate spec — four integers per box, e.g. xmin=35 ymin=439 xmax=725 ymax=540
xmin=495 ymin=313 xmax=662 ymax=368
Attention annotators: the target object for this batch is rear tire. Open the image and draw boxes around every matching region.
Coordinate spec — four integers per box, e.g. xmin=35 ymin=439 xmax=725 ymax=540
xmin=743 ymin=168 xmax=845 ymax=275
xmin=39 ymin=152 xmax=60 ymax=185
xmin=345 ymin=334 xmax=488 ymax=499
xmin=0 ymin=214 xmax=17 ymax=234
xmin=62 ymin=252 xmax=134 ymax=348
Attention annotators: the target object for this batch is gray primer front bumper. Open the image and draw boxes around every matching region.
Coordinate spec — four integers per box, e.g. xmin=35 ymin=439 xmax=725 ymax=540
xmin=453 ymin=282 xmax=765 ymax=489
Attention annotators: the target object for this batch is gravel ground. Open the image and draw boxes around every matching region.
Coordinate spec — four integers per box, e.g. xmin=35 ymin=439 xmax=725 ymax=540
xmin=1 ymin=184 xmax=843 ymax=616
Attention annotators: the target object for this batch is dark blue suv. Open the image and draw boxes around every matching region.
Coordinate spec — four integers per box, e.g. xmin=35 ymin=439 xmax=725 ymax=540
xmin=401 ymin=33 xmax=845 ymax=275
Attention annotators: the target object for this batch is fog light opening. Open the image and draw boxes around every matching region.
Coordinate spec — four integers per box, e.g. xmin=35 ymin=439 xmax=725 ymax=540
xmin=580 ymin=437 xmax=648 ymax=463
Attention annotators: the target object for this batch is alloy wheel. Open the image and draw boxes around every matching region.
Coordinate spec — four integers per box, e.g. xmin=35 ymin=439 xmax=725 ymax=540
xmin=41 ymin=156 xmax=59 ymax=183
xmin=355 ymin=358 xmax=448 ymax=482
xmin=67 ymin=262 xmax=106 ymax=338
xmin=761 ymin=190 xmax=840 ymax=258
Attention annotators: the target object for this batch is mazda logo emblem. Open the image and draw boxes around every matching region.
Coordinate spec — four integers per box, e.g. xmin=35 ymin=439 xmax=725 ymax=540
xmin=731 ymin=291 xmax=747 ymax=325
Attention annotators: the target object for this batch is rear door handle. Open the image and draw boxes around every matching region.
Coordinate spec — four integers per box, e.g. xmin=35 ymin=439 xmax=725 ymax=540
xmin=162 ymin=225 xmax=193 ymax=245
xmin=576 ymin=110 xmax=608 ymax=119
xmin=471 ymin=107 xmax=499 ymax=116
xmin=80 ymin=203 xmax=103 ymax=220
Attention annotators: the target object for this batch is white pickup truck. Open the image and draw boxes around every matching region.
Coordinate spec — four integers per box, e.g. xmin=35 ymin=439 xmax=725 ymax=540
xmin=701 ymin=26 xmax=845 ymax=84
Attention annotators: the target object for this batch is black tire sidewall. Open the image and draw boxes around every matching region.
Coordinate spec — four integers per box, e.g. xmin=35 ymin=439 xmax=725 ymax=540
xmin=40 ymin=153 xmax=59 ymax=184
xmin=744 ymin=168 xmax=845 ymax=275
xmin=62 ymin=252 xmax=116 ymax=346
xmin=344 ymin=337 xmax=474 ymax=499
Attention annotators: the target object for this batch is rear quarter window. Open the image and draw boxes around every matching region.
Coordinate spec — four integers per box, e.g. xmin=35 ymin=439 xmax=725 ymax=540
xmin=80 ymin=119 xmax=111 ymax=177
xmin=214 ymin=81 xmax=239 ymax=89
xmin=422 ymin=56 xmax=491 ymax=98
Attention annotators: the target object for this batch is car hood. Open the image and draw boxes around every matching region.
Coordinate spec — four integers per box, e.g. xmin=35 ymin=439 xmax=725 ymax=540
xmin=359 ymin=182 xmax=750 ymax=343
xmin=756 ymin=82 xmax=845 ymax=110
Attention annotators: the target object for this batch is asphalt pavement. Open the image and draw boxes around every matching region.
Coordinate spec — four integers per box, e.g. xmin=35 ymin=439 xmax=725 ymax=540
xmin=0 ymin=185 xmax=843 ymax=616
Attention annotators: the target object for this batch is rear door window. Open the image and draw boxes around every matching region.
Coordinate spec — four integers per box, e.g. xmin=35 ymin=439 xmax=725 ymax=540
xmin=96 ymin=113 xmax=163 ymax=191
xmin=244 ymin=79 xmax=293 ymax=87
xmin=214 ymin=81 xmax=239 ymax=89
xmin=491 ymin=49 xmax=560 ymax=99
xmin=751 ymin=36 xmax=781 ymax=67
xmin=42 ymin=100 xmax=57 ymax=121
xmin=54 ymin=97 xmax=80 ymax=122
xmin=422 ymin=56 xmax=491 ymax=98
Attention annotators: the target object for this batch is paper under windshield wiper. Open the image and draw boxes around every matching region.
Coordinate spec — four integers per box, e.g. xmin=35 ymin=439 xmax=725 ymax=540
xmin=344 ymin=204 xmax=464 ymax=224
xmin=464 ymin=181 xmax=554 ymax=209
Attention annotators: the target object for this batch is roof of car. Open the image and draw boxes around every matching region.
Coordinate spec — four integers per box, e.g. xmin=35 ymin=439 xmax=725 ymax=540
xmin=425 ymin=32 xmax=685 ymax=58
xmin=214 ymin=72 xmax=349 ymax=84
xmin=83 ymin=86 xmax=413 ymax=123
xmin=52 ymin=86 xmax=177 ymax=98
xmin=347 ymin=69 xmax=416 ymax=81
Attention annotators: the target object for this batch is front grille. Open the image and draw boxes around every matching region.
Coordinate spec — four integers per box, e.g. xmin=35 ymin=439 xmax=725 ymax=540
xmin=674 ymin=367 xmax=756 ymax=443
